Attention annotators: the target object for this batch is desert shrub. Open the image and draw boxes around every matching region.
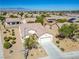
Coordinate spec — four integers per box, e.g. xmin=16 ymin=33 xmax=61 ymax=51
xmin=56 ymin=35 xmax=65 ymax=39
xmin=11 ymin=40 xmax=16 ymax=44
xmin=3 ymin=42 xmax=12 ymax=49
xmin=9 ymin=50 xmax=13 ymax=54
xmin=6 ymin=29 xmax=10 ymax=32
xmin=3 ymin=31 xmax=7 ymax=34
xmin=8 ymin=36 xmax=12 ymax=39
xmin=12 ymin=29 xmax=14 ymax=32
xmin=56 ymin=41 xmax=60 ymax=44
xmin=12 ymin=37 xmax=16 ymax=40
xmin=57 ymin=45 xmax=60 ymax=47
xmin=60 ymin=48 xmax=65 ymax=51
xmin=4 ymin=36 xmax=10 ymax=41
xmin=31 ymin=54 xmax=33 ymax=56
xmin=12 ymin=32 xmax=15 ymax=36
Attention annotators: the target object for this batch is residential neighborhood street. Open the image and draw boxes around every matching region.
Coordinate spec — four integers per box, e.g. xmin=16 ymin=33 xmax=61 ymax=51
xmin=0 ymin=31 xmax=4 ymax=59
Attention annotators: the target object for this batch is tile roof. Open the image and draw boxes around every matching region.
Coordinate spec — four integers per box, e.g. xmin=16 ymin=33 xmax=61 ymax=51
xmin=19 ymin=23 xmax=47 ymax=38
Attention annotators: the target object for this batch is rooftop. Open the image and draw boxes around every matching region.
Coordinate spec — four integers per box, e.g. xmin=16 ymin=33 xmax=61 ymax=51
xmin=19 ymin=23 xmax=47 ymax=38
xmin=5 ymin=18 xmax=22 ymax=22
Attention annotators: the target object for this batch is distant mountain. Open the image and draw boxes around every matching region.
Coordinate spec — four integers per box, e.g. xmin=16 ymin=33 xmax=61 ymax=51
xmin=0 ymin=8 xmax=31 ymax=12
xmin=0 ymin=8 xmax=79 ymax=13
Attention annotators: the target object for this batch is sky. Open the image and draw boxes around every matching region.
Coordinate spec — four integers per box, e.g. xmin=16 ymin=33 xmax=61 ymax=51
xmin=0 ymin=0 xmax=79 ymax=11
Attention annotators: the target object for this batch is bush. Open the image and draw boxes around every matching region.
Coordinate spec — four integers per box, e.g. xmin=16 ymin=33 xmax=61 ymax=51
xmin=3 ymin=42 xmax=12 ymax=49
xmin=56 ymin=35 xmax=65 ymax=39
xmin=56 ymin=19 xmax=67 ymax=23
xmin=12 ymin=37 xmax=16 ymax=40
xmin=3 ymin=31 xmax=7 ymax=34
xmin=8 ymin=36 xmax=12 ymax=39
xmin=9 ymin=50 xmax=13 ymax=54
xmin=57 ymin=45 xmax=60 ymax=47
xmin=31 ymin=54 xmax=33 ymax=56
xmin=60 ymin=48 xmax=65 ymax=51
xmin=4 ymin=36 xmax=10 ymax=41
xmin=12 ymin=32 xmax=15 ymax=36
xmin=12 ymin=29 xmax=14 ymax=32
xmin=56 ymin=41 xmax=60 ymax=44
xmin=11 ymin=40 xmax=16 ymax=44
xmin=6 ymin=29 xmax=10 ymax=32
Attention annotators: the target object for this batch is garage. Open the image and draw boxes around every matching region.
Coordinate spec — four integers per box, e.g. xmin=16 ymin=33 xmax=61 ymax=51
xmin=38 ymin=33 xmax=53 ymax=43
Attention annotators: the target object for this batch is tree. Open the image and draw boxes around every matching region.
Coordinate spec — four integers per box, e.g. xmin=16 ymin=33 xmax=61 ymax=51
xmin=19 ymin=12 xmax=24 ymax=18
xmin=24 ymin=35 xmax=38 ymax=49
xmin=35 ymin=16 xmax=44 ymax=25
xmin=0 ymin=16 xmax=5 ymax=25
xmin=0 ymin=16 xmax=5 ymax=22
xmin=46 ymin=14 xmax=50 ymax=17
xmin=25 ymin=14 xmax=28 ymax=18
xmin=58 ymin=24 xmax=78 ymax=38
xmin=9 ymin=15 xmax=18 ymax=18
xmin=2 ymin=12 xmax=7 ymax=15
xmin=24 ymin=35 xmax=38 ymax=58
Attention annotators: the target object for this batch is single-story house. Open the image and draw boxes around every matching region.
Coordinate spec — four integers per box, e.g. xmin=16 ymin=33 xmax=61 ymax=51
xmin=45 ymin=17 xmax=56 ymax=23
xmin=24 ymin=18 xmax=36 ymax=23
xmin=5 ymin=18 xmax=23 ymax=27
xmin=19 ymin=23 xmax=47 ymax=39
xmin=68 ymin=18 xmax=77 ymax=23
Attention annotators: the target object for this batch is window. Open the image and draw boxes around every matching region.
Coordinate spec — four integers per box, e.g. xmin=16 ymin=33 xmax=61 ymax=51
xmin=12 ymin=22 xmax=15 ymax=25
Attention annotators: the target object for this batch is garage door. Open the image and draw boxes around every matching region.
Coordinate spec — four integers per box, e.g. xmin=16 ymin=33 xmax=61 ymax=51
xmin=38 ymin=33 xmax=53 ymax=43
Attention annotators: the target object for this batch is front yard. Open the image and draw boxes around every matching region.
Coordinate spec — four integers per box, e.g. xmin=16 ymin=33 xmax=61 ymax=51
xmin=1 ymin=26 xmax=24 ymax=59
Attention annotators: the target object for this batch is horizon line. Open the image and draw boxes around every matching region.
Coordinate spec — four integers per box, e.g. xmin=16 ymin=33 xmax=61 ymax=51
xmin=0 ymin=8 xmax=79 ymax=11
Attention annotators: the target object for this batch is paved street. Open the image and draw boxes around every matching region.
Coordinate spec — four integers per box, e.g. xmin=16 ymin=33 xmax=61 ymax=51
xmin=0 ymin=31 xmax=4 ymax=59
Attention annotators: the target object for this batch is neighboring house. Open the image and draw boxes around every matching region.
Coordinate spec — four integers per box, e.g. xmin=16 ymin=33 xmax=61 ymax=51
xmin=24 ymin=18 xmax=36 ymax=23
xmin=45 ymin=17 xmax=56 ymax=23
xmin=68 ymin=18 xmax=77 ymax=23
xmin=5 ymin=18 xmax=23 ymax=27
xmin=72 ymin=18 xmax=79 ymax=23
xmin=47 ymin=19 xmax=56 ymax=23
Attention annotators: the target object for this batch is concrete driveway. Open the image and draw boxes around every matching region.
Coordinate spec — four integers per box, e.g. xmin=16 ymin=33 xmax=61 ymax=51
xmin=38 ymin=33 xmax=79 ymax=59
xmin=38 ymin=33 xmax=63 ymax=59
